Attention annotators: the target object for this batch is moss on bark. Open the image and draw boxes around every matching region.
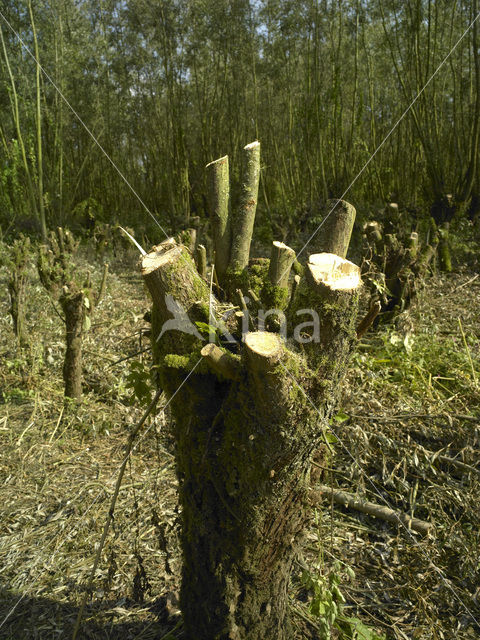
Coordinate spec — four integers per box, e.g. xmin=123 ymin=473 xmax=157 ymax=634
xmin=143 ymin=237 xmax=361 ymax=639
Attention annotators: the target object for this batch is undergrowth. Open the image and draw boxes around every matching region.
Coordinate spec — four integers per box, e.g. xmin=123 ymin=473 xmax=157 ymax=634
xmin=0 ymin=242 xmax=479 ymax=639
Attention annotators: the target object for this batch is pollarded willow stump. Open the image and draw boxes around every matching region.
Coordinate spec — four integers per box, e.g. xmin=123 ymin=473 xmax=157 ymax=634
xmin=142 ymin=142 xmax=362 ymax=640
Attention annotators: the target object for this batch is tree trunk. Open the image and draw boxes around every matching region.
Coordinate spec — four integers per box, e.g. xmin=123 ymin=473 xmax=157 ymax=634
xmin=8 ymin=274 xmax=28 ymax=347
xmin=60 ymin=290 xmax=85 ymax=400
xmin=142 ymin=146 xmax=361 ymax=639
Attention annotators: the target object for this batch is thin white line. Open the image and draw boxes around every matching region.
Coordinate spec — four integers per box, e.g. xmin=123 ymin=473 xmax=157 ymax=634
xmin=0 ymin=357 xmax=202 ymax=631
xmin=0 ymin=8 xmax=169 ymax=239
xmin=279 ymin=361 xmax=480 ymax=631
xmin=294 ymin=11 xmax=480 ymax=264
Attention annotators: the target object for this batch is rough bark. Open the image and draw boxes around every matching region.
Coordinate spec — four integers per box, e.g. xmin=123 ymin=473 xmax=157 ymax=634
xmin=2 ymin=235 xmax=30 ymax=347
xmin=37 ymin=227 xmax=98 ymax=401
xmin=143 ymin=224 xmax=361 ymax=639
xmin=60 ymin=289 xmax=85 ymax=400
xmin=362 ymin=218 xmax=437 ymax=323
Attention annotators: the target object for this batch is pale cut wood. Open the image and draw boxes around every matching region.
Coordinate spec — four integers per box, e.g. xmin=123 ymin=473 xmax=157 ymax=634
xmin=244 ymin=331 xmax=283 ymax=372
xmin=307 ymin=253 xmax=361 ymax=292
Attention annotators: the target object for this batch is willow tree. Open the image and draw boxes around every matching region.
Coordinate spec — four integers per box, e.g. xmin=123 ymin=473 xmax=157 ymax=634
xmin=142 ymin=142 xmax=364 ymax=639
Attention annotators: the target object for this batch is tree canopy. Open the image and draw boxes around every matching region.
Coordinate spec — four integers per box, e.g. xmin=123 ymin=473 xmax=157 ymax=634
xmin=0 ymin=0 xmax=478 ymax=238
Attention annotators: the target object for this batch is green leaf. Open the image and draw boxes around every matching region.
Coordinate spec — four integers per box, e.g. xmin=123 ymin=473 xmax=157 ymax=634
xmin=195 ymin=321 xmax=218 ymax=336
xmin=324 ymin=431 xmax=339 ymax=444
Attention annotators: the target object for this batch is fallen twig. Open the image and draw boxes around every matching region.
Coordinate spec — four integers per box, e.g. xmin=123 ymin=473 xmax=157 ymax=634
xmin=453 ymin=273 xmax=479 ymax=292
xmin=312 ymin=485 xmax=434 ymax=536
xmin=349 ymin=412 xmax=478 ymax=423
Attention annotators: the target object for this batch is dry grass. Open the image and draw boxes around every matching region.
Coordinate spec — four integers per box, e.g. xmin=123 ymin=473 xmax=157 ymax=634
xmin=0 ymin=244 xmax=479 ymax=639
xmin=307 ymin=269 xmax=480 ymax=639
xmin=0 ymin=249 xmax=183 ymax=639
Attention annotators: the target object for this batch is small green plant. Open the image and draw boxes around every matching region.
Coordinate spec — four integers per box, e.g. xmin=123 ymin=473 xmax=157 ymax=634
xmin=195 ymin=320 xmax=221 ymax=343
xmin=301 ymin=561 xmax=347 ymax=634
xmin=125 ymin=360 xmax=155 ymax=405
xmin=301 ymin=512 xmax=386 ymax=640
xmin=301 ymin=561 xmax=386 ymax=639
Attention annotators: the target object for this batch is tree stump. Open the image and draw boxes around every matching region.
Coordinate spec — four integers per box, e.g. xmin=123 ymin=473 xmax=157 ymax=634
xmin=362 ymin=217 xmax=437 ymax=323
xmin=37 ymin=228 xmax=106 ymax=400
xmin=142 ymin=143 xmax=361 ymax=639
xmin=1 ymin=235 xmax=31 ymax=347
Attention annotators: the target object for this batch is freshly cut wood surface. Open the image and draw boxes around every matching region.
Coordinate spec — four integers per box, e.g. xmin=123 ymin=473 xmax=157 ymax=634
xmin=308 ymin=253 xmax=361 ymax=291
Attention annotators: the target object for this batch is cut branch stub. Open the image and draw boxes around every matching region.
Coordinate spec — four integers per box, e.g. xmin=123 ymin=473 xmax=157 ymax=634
xmin=60 ymin=289 xmax=85 ymax=400
xmin=206 ymin=154 xmax=230 ymax=282
xmin=364 ymin=221 xmax=383 ymax=248
xmin=141 ymin=239 xmax=213 ymax=361
xmin=356 ymin=300 xmax=382 ymax=339
xmin=244 ymin=331 xmax=283 ymax=373
xmin=196 ymin=244 xmax=207 ymax=280
xmin=201 ymin=343 xmax=242 ymax=381
xmin=289 ymin=252 xmax=361 ymax=375
xmin=258 ymin=241 xmax=296 ymax=311
xmin=229 ymin=141 xmax=261 ymax=272
xmin=314 ymin=199 xmax=356 ymax=259
xmin=268 ymin=241 xmax=296 ymax=289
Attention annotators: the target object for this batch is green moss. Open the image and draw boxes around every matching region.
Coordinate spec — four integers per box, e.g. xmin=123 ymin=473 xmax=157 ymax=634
xmin=261 ymin=281 xmax=289 ymax=310
xmin=292 ymin=260 xmax=304 ymax=276
xmin=162 ymin=257 xmax=210 ymax=304
xmin=248 ymin=259 xmax=270 ymax=296
xmin=223 ymin=260 xmax=270 ymax=300
xmin=164 ymin=353 xmax=193 ymax=369
xmin=224 ymin=267 xmax=250 ymax=298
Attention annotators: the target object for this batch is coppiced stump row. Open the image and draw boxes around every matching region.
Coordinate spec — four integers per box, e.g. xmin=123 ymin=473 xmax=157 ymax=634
xmin=142 ymin=142 xmax=361 ymax=639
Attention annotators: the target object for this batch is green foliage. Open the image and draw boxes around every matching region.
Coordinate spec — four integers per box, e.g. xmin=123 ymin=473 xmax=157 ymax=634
xmin=301 ymin=561 xmax=386 ymax=640
xmin=125 ymin=360 xmax=154 ymax=405
xmin=71 ymin=197 xmax=104 ymax=226
xmin=194 ymin=321 xmax=220 ymax=342
xmin=301 ymin=561 xmax=346 ymax=633
xmin=1 ymin=0 xmax=479 ymax=237
xmin=353 ymin=323 xmax=479 ymax=402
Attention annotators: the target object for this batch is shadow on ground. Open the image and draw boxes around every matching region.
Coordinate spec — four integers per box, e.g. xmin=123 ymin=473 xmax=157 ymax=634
xmin=0 ymin=588 xmax=180 ymax=640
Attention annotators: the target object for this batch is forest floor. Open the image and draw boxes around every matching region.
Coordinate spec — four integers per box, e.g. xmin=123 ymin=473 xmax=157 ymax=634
xmin=0 ymin=244 xmax=479 ymax=640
